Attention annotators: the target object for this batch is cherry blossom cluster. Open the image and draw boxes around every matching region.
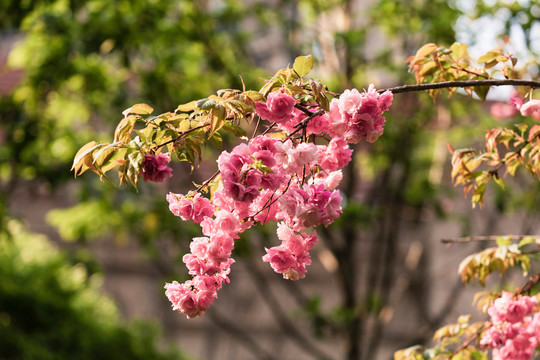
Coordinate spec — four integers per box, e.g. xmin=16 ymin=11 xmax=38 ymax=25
xmin=480 ymin=291 xmax=540 ymax=360
xmin=490 ymin=94 xmax=540 ymax=121
xmin=164 ymin=86 xmax=393 ymax=318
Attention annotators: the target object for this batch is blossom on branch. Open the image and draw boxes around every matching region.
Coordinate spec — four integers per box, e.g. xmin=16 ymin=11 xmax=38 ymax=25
xmin=480 ymin=292 xmax=540 ymax=360
xmin=329 ymin=85 xmax=393 ymax=143
xmin=141 ymin=153 xmax=173 ymax=183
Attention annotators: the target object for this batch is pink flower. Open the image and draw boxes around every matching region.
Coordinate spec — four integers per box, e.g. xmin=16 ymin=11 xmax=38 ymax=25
xmin=255 ymin=92 xmax=296 ymax=124
xmin=317 ymin=138 xmax=352 ymax=172
xmin=312 ymin=170 xmax=343 ymax=190
xmin=481 ymin=292 xmax=540 ymax=360
xmin=262 ymin=246 xmax=296 ymax=274
xmin=511 ymin=97 xmax=524 ymax=110
xmin=164 ymin=280 xmax=206 ymax=319
xmin=141 ymin=153 xmax=173 ymax=182
xmin=167 ymin=193 xmax=214 ymax=223
xmin=488 ymin=292 xmax=537 ymax=325
xmin=263 ymin=224 xmax=318 ymax=280
xmin=328 ymin=86 xmax=393 ymax=144
xmin=491 ymin=102 xmax=517 ymax=120
xmin=520 ymin=99 xmax=540 ymax=118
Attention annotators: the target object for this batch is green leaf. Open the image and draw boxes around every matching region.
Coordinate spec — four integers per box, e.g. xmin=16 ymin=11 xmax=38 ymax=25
xmin=293 ymin=55 xmax=314 ymax=77
xmin=114 ymin=115 xmax=136 ymax=143
xmin=122 ymin=103 xmax=153 ymax=116
xmin=176 ymin=101 xmax=198 ymax=112
xmin=223 ymin=120 xmax=247 ymax=137
xmin=197 ymin=98 xmax=217 ymax=110
xmin=496 ymin=235 xmax=512 ymax=247
xmin=450 ymin=42 xmax=469 ymax=60
xmin=473 ymin=85 xmax=489 ymax=101
xmin=478 ymin=49 xmax=504 ymax=65
xmin=208 ymin=105 xmax=226 ymax=138
xmin=72 ymin=141 xmax=102 ymax=176
xmin=518 ymin=236 xmax=537 ymax=248
xmin=209 ymin=132 xmax=223 ymax=150
xmin=102 ymin=147 xmax=128 ymax=173
xmin=493 ymin=174 xmax=505 ymax=190
xmin=242 ymin=90 xmax=265 ymax=103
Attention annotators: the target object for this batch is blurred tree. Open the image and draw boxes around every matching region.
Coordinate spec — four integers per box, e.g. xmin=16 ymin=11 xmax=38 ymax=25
xmin=0 ymin=219 xmax=188 ymax=360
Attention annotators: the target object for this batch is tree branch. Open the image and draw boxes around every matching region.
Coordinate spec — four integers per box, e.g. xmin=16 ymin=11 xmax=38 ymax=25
xmin=379 ymin=79 xmax=540 ymax=94
xmin=441 ymin=235 xmax=540 ymax=245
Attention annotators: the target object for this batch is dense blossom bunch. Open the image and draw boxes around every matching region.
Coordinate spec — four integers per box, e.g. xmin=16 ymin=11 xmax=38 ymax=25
xmin=480 ymin=292 xmax=540 ymax=360
xmin=328 ymin=85 xmax=393 ymax=143
xmin=164 ymin=86 xmax=393 ymax=318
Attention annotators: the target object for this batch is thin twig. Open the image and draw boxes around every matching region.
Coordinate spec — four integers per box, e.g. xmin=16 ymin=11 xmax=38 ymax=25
xmin=155 ymin=124 xmax=209 ymax=151
xmin=516 ymin=273 xmax=540 ymax=295
xmin=441 ymin=235 xmax=540 ymax=244
xmin=195 ymin=169 xmax=220 ymax=192
xmin=379 ymin=79 xmax=540 ymax=94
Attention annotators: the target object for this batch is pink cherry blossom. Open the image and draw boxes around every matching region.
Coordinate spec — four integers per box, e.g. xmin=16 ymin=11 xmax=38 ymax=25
xmin=488 ymin=291 xmax=537 ymax=325
xmin=141 ymin=153 xmax=173 ymax=182
xmin=166 ymin=193 xmax=214 ymax=223
xmin=255 ymin=92 xmax=296 ymax=124
xmin=328 ymin=85 xmax=393 ymax=143
xmin=520 ymin=99 xmax=540 ymax=118
xmin=491 ymin=102 xmax=517 ymax=120
xmin=263 ymin=223 xmax=318 ymax=280
xmin=317 ymin=138 xmax=352 ymax=172
xmin=481 ymin=292 xmax=540 ymax=360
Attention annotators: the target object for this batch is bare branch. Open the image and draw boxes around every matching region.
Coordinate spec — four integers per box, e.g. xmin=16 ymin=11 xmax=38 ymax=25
xmin=379 ymin=79 xmax=540 ymax=95
xmin=441 ymin=235 xmax=540 ymax=245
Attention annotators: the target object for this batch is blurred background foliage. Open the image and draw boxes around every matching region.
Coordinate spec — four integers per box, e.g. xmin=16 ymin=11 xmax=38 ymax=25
xmin=0 ymin=219 xmax=189 ymax=360
xmin=2 ymin=0 xmax=540 ymax=360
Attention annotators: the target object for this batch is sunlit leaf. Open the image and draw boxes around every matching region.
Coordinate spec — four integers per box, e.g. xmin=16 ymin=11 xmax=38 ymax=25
xmin=122 ymin=103 xmax=154 ymax=117
xmin=293 ymin=55 xmax=314 ymax=77
xmin=176 ymin=101 xmax=198 ymax=112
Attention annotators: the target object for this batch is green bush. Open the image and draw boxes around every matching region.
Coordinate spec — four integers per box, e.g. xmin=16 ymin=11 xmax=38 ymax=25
xmin=0 ymin=220 xmax=186 ymax=360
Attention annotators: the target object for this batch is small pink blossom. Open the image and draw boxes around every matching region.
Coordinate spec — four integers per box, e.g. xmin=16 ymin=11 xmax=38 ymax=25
xmin=491 ymin=102 xmax=517 ymax=120
xmin=167 ymin=193 xmax=214 ymax=223
xmin=262 ymin=246 xmax=297 ymax=274
xmin=255 ymin=92 xmax=296 ymax=124
xmin=317 ymin=138 xmax=352 ymax=172
xmin=481 ymin=292 xmax=540 ymax=360
xmin=328 ymin=86 xmax=393 ymax=144
xmin=141 ymin=153 xmax=173 ymax=182
xmin=520 ymin=99 xmax=540 ymax=118
xmin=488 ymin=291 xmax=537 ymax=325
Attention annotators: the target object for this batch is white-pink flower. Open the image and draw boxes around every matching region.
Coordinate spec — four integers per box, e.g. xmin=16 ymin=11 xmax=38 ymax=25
xmin=328 ymin=85 xmax=393 ymax=143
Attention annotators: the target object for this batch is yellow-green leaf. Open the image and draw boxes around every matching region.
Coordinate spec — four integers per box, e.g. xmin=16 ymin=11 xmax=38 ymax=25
xmin=72 ymin=141 xmax=101 ymax=176
xmin=208 ymin=105 xmax=226 ymax=138
xmin=176 ymin=101 xmax=198 ymax=112
xmin=293 ymin=55 xmax=314 ymax=77
xmin=242 ymin=90 xmax=265 ymax=103
xmin=114 ymin=115 xmax=136 ymax=143
xmin=122 ymin=103 xmax=153 ymax=116
xmin=413 ymin=43 xmax=438 ymax=62
xmin=478 ymin=49 xmax=504 ymax=65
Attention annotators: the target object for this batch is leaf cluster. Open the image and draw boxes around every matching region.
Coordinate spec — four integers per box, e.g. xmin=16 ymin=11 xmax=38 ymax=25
xmin=457 ymin=236 xmax=538 ymax=286
xmin=449 ymin=124 xmax=540 ymax=207
xmin=407 ymin=42 xmax=518 ymax=100
xmin=395 ymin=315 xmax=486 ymax=360
xmin=71 ymin=55 xmax=333 ymax=191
